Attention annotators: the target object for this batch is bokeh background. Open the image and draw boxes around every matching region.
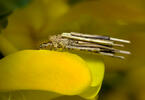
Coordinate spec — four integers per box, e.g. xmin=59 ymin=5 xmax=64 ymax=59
xmin=0 ymin=0 xmax=145 ymax=100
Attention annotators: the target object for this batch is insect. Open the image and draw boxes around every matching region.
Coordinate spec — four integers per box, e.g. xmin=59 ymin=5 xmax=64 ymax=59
xmin=40 ymin=32 xmax=131 ymax=59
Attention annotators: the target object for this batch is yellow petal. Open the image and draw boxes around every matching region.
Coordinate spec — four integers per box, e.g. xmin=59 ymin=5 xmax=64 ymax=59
xmin=0 ymin=50 xmax=91 ymax=95
xmin=78 ymin=54 xmax=104 ymax=99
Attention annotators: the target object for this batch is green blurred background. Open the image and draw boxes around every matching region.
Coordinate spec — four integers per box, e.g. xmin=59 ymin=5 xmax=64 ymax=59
xmin=0 ymin=0 xmax=145 ymax=100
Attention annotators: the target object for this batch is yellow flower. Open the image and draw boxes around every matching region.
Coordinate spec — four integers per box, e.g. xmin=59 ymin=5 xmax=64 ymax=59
xmin=0 ymin=50 xmax=104 ymax=100
xmin=0 ymin=0 xmax=104 ymax=100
